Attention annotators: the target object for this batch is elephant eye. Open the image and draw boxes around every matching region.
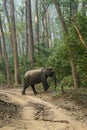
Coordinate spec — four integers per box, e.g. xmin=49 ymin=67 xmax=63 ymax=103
xmin=51 ymin=70 xmax=55 ymax=74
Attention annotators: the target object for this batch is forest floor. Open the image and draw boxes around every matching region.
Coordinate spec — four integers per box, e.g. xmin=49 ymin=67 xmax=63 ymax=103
xmin=0 ymin=87 xmax=87 ymax=130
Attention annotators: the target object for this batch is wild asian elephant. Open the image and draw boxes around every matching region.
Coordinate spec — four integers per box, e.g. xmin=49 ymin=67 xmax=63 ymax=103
xmin=22 ymin=67 xmax=57 ymax=95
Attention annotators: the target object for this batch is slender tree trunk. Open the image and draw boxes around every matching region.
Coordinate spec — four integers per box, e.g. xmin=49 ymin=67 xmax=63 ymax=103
xmin=0 ymin=16 xmax=11 ymax=87
xmin=4 ymin=0 xmax=10 ymax=24
xmin=25 ymin=0 xmax=29 ymax=58
xmin=42 ymin=13 xmax=45 ymax=42
xmin=4 ymin=0 xmax=12 ymax=55
xmin=0 ymin=35 xmax=2 ymax=58
xmin=10 ymin=0 xmax=21 ymax=84
xmin=42 ymin=12 xmax=49 ymax=48
xmin=27 ymin=0 xmax=34 ymax=67
xmin=4 ymin=0 xmax=13 ymax=54
xmin=41 ymin=0 xmax=50 ymax=48
xmin=47 ymin=11 xmax=52 ymax=48
xmin=53 ymin=0 xmax=79 ymax=88
xmin=35 ymin=0 xmax=39 ymax=52
xmin=82 ymin=0 xmax=86 ymax=16
xmin=71 ymin=61 xmax=78 ymax=88
xmin=44 ymin=11 xmax=49 ymax=49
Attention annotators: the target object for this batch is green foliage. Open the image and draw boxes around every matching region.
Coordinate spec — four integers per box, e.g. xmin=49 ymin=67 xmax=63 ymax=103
xmin=48 ymin=40 xmax=71 ymax=81
xmin=59 ymin=75 xmax=73 ymax=88
xmin=47 ymin=14 xmax=87 ymax=88
xmin=34 ymin=42 xmax=51 ymax=67
xmin=0 ymin=55 xmax=31 ymax=85
xmin=16 ymin=21 xmax=25 ymax=34
xmin=69 ymin=15 xmax=87 ymax=87
xmin=0 ymin=58 xmax=5 ymax=71
xmin=19 ymin=55 xmax=31 ymax=82
xmin=9 ymin=56 xmax=14 ymax=74
xmin=0 ymin=59 xmax=6 ymax=85
xmin=0 ymin=71 xmax=6 ymax=85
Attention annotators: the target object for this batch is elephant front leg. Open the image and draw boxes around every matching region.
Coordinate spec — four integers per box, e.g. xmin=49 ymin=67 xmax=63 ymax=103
xmin=31 ymin=85 xmax=38 ymax=95
xmin=43 ymin=81 xmax=49 ymax=92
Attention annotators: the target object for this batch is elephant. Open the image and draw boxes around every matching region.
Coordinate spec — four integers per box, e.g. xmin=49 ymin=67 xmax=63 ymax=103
xmin=22 ymin=67 xmax=56 ymax=95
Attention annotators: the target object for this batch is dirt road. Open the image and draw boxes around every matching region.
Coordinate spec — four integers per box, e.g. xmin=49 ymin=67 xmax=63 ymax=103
xmin=0 ymin=88 xmax=87 ymax=130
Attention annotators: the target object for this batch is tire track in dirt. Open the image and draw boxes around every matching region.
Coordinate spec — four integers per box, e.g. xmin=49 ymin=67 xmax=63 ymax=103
xmin=0 ymin=89 xmax=87 ymax=130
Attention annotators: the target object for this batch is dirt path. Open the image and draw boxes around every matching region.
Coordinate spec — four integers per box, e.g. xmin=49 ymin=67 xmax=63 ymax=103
xmin=0 ymin=88 xmax=87 ymax=130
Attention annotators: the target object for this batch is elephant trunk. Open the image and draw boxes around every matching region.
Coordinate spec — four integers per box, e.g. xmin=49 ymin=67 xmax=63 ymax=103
xmin=53 ymin=74 xmax=57 ymax=89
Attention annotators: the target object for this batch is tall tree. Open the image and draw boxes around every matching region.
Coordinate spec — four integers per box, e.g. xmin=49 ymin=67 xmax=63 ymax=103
xmin=4 ymin=0 xmax=13 ymax=56
xmin=52 ymin=0 xmax=79 ymax=88
xmin=10 ymin=0 xmax=20 ymax=84
xmin=44 ymin=10 xmax=49 ymax=48
xmin=27 ymin=0 xmax=34 ymax=67
xmin=35 ymin=0 xmax=39 ymax=52
xmin=0 ymin=16 xmax=11 ymax=87
xmin=41 ymin=0 xmax=50 ymax=48
xmin=4 ymin=0 xmax=10 ymax=26
xmin=25 ymin=0 xmax=29 ymax=58
xmin=0 ymin=35 xmax=2 ymax=58
xmin=47 ymin=11 xmax=52 ymax=48
xmin=82 ymin=0 xmax=87 ymax=16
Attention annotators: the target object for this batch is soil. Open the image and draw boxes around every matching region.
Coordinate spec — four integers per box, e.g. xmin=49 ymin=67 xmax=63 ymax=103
xmin=0 ymin=87 xmax=87 ymax=130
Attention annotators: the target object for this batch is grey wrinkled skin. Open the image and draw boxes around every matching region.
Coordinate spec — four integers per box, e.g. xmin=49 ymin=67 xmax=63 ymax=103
xmin=22 ymin=67 xmax=56 ymax=95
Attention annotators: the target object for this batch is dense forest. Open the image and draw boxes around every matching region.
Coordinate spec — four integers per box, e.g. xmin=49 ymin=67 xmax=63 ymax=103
xmin=0 ymin=0 xmax=87 ymax=90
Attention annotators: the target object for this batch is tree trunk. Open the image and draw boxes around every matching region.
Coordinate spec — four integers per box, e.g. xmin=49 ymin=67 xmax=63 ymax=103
xmin=35 ymin=0 xmax=39 ymax=52
xmin=27 ymin=0 xmax=34 ymax=67
xmin=47 ymin=11 xmax=52 ymax=48
xmin=0 ymin=16 xmax=11 ymax=87
xmin=4 ymin=0 xmax=11 ymax=26
xmin=44 ymin=11 xmax=49 ymax=49
xmin=25 ymin=0 xmax=29 ymax=59
xmin=4 ymin=0 xmax=13 ymax=54
xmin=41 ymin=1 xmax=50 ymax=48
xmin=10 ymin=0 xmax=21 ymax=84
xmin=0 ymin=35 xmax=2 ymax=58
xmin=82 ymin=0 xmax=86 ymax=16
xmin=53 ymin=0 xmax=79 ymax=88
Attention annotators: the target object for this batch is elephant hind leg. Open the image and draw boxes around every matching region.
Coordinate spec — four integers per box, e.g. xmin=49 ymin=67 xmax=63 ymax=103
xmin=22 ymin=84 xmax=29 ymax=95
xmin=31 ymin=85 xmax=38 ymax=95
xmin=22 ymin=87 xmax=26 ymax=95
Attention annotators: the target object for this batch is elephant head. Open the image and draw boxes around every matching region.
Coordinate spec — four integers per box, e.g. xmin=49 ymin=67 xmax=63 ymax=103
xmin=44 ymin=67 xmax=57 ymax=89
